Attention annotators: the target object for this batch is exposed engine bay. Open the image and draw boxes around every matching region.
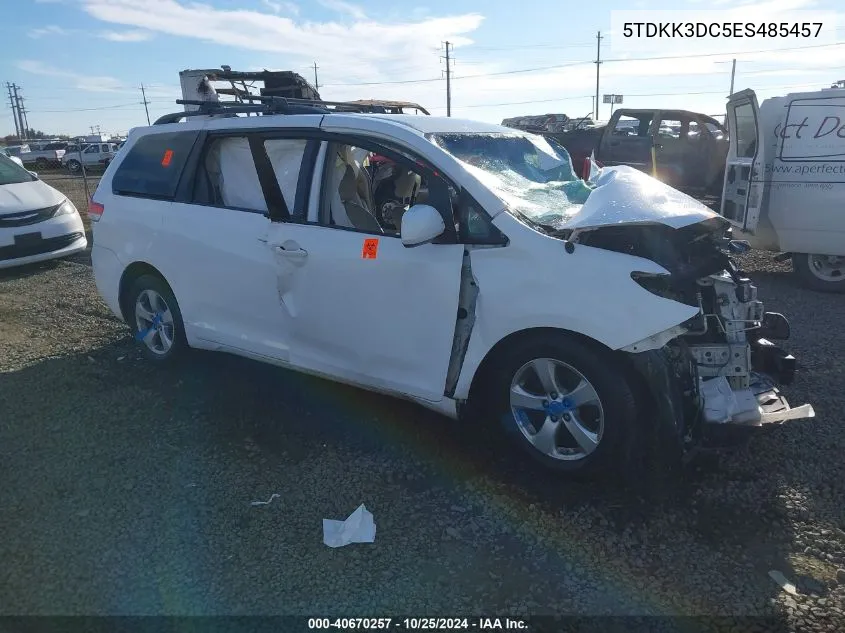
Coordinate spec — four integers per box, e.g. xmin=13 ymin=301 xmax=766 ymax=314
xmin=567 ymin=216 xmax=815 ymax=445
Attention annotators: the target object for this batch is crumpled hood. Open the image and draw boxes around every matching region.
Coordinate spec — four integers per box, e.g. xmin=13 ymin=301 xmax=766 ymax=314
xmin=561 ymin=165 xmax=722 ymax=232
xmin=0 ymin=179 xmax=65 ymax=215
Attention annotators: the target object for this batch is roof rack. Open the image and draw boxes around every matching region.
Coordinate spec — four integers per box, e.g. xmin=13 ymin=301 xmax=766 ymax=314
xmin=154 ymin=95 xmax=430 ymax=125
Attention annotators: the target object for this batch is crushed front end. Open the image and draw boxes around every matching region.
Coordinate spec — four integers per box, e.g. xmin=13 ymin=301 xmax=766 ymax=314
xmin=570 ymin=217 xmax=815 ymax=456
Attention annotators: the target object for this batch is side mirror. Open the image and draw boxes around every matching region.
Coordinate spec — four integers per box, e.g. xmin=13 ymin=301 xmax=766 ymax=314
xmin=28 ymin=170 xmax=38 ymax=179
xmin=400 ymin=204 xmax=445 ymax=247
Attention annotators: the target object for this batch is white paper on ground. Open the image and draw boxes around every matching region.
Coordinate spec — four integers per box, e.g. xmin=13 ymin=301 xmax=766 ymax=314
xmin=323 ymin=504 xmax=376 ymax=548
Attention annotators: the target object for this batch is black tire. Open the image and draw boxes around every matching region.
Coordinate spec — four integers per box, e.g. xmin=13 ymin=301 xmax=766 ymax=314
xmin=126 ymin=274 xmax=188 ymax=363
xmin=792 ymin=253 xmax=845 ymax=293
xmin=35 ymin=157 xmax=49 ymax=170
xmin=66 ymin=159 xmax=81 ymax=173
xmin=484 ymin=332 xmax=637 ymax=478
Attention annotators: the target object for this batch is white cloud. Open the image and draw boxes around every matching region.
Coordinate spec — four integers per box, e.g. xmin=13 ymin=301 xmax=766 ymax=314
xmin=79 ymin=0 xmax=482 ymax=80
xmin=317 ymin=0 xmax=366 ymax=20
xmin=16 ymin=60 xmax=129 ymax=93
xmin=261 ymin=0 xmax=299 ymax=15
xmin=99 ymin=29 xmax=154 ymax=42
xmin=28 ymin=25 xmax=69 ymax=38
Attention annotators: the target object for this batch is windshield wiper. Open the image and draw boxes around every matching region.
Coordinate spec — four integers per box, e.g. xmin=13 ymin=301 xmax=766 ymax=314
xmin=511 ymin=209 xmax=550 ymax=234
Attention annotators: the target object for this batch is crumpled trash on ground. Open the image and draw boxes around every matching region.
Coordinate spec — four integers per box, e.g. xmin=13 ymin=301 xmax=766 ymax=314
xmin=699 ymin=376 xmax=739 ymax=424
xmin=323 ymin=504 xmax=376 ymax=548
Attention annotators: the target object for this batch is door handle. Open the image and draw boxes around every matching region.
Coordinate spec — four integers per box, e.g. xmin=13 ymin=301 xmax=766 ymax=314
xmin=273 ymin=243 xmax=308 ymax=259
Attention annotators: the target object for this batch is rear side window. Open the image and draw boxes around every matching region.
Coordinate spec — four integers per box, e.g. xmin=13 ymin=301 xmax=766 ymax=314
xmin=112 ymin=131 xmax=200 ymax=199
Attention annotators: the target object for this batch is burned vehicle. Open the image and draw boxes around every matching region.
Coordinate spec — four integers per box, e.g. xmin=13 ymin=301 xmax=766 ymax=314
xmin=551 ymin=108 xmax=730 ymax=194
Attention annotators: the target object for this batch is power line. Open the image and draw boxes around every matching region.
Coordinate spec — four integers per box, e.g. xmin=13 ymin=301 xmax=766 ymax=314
xmin=452 ymin=80 xmax=837 ymax=110
xmin=26 ymin=102 xmax=144 ymax=113
xmin=326 ymin=40 xmax=845 ymax=87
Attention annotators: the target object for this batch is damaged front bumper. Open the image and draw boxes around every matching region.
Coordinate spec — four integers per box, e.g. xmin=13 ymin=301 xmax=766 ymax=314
xmin=625 ymin=308 xmax=814 ymax=460
xmin=699 ymin=334 xmax=815 ymax=428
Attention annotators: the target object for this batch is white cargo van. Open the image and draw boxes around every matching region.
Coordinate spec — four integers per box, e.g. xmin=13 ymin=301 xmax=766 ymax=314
xmin=721 ymin=87 xmax=845 ymax=292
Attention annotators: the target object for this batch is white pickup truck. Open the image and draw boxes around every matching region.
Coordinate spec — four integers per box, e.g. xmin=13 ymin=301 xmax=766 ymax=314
xmin=61 ymin=142 xmax=119 ymax=172
xmin=21 ymin=141 xmax=67 ymax=169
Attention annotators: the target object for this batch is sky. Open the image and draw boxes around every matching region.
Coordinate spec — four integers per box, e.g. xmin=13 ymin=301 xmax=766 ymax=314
xmin=3 ymin=0 xmax=845 ymax=137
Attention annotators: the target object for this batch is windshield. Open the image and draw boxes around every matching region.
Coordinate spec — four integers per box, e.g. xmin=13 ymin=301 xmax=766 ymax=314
xmin=430 ymin=132 xmax=594 ymax=228
xmin=0 ymin=153 xmax=36 ymax=185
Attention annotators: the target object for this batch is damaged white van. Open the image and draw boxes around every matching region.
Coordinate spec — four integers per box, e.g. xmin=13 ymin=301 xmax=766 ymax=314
xmin=89 ymin=100 xmax=814 ymax=477
xmin=721 ymin=86 xmax=845 ymax=292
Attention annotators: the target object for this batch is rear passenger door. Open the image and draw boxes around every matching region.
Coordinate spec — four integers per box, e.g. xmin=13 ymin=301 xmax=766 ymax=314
xmin=162 ymin=131 xmax=307 ymax=361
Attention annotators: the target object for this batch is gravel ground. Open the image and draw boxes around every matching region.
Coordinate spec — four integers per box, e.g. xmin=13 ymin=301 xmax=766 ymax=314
xmin=1 ymin=181 xmax=844 ymax=629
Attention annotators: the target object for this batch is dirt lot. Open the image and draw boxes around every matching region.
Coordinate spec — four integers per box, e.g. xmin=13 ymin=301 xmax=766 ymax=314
xmin=1 ymin=176 xmax=844 ymax=629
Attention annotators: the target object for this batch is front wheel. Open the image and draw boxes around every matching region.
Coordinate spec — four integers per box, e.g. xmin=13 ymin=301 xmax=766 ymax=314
xmin=486 ymin=333 xmax=637 ymax=477
xmin=66 ymin=159 xmax=81 ymax=173
xmin=792 ymin=253 xmax=845 ymax=293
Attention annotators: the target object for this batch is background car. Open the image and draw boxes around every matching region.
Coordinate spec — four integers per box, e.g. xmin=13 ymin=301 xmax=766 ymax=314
xmin=0 ymin=152 xmax=87 ymax=269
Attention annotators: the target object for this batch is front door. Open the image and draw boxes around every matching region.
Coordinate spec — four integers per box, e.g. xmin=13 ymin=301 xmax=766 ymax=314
xmin=721 ymin=89 xmax=764 ymax=233
xmin=263 ymin=137 xmax=464 ymax=402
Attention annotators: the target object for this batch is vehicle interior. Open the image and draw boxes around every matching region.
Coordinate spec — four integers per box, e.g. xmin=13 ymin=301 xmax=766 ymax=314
xmin=322 ymin=142 xmax=442 ymax=236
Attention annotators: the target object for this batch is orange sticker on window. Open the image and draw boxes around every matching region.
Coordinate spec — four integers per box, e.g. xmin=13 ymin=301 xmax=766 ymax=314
xmin=161 ymin=149 xmax=174 ymax=167
xmin=362 ymin=238 xmax=379 ymax=259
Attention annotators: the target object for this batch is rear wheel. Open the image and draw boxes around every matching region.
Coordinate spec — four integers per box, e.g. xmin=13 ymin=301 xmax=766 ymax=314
xmin=126 ymin=274 xmax=188 ymax=362
xmin=485 ymin=333 xmax=637 ymax=477
xmin=35 ymin=157 xmax=49 ymax=170
xmin=792 ymin=253 xmax=845 ymax=293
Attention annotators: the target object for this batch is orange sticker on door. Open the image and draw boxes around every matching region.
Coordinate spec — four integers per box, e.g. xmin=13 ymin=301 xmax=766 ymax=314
xmin=161 ymin=149 xmax=174 ymax=167
xmin=362 ymin=238 xmax=379 ymax=259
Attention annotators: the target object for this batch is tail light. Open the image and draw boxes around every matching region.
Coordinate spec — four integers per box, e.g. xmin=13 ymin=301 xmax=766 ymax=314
xmin=88 ymin=198 xmax=105 ymax=222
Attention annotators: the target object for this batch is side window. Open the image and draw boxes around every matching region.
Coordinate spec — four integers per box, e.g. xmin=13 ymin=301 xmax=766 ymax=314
xmin=112 ymin=131 xmax=199 ymax=199
xmin=191 ymin=136 xmax=267 ymax=212
xmin=456 ymin=188 xmax=507 ymax=245
xmin=657 ymin=119 xmax=682 ymax=139
xmin=320 ymin=142 xmax=454 ymax=238
xmin=612 ymin=114 xmax=652 ymax=137
xmin=84 ymin=145 xmax=99 ymax=154
xmin=733 ymin=103 xmax=757 ymax=158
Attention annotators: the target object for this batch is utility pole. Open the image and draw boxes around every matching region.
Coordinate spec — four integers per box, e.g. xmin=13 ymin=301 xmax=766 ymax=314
xmin=312 ymin=62 xmax=319 ymax=92
xmin=19 ymin=96 xmax=30 ymax=136
xmin=6 ymin=82 xmax=20 ymax=139
xmin=442 ymin=41 xmax=452 ymax=117
xmin=12 ymin=84 xmax=26 ymax=140
xmin=729 ymin=58 xmax=736 ymax=96
xmin=594 ymin=31 xmax=602 ymax=121
xmin=140 ymin=84 xmax=151 ymax=125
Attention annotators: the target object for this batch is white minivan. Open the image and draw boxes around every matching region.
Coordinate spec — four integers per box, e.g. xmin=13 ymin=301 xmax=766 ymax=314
xmin=721 ymin=87 xmax=845 ymax=292
xmin=89 ymin=101 xmax=814 ymax=477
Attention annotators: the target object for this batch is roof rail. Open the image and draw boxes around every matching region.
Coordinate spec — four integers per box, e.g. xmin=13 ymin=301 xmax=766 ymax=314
xmin=153 ymin=95 xmax=429 ymax=125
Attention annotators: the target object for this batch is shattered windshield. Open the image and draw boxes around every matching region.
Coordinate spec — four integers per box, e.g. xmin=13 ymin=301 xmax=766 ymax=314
xmin=430 ymin=131 xmax=594 ymax=228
